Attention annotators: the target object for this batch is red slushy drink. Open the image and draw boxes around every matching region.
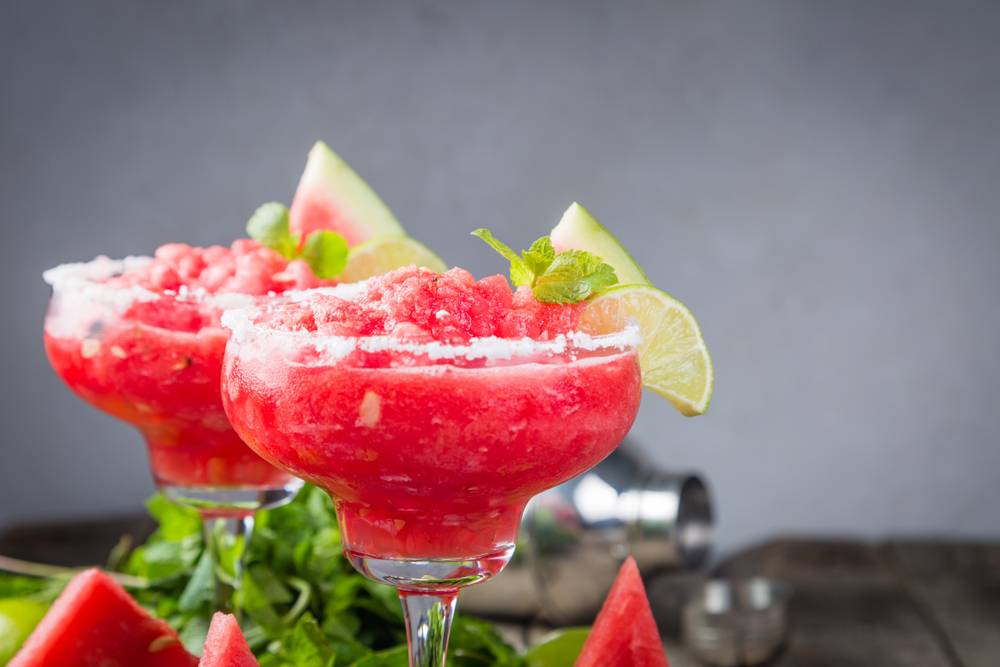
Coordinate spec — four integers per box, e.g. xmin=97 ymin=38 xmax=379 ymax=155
xmin=44 ymin=240 xmax=341 ymax=490
xmin=221 ymin=266 xmax=642 ymax=560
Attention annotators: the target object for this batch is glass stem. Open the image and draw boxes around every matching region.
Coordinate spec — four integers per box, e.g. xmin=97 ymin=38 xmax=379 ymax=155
xmin=399 ymin=590 xmax=458 ymax=667
xmin=200 ymin=512 xmax=255 ymax=619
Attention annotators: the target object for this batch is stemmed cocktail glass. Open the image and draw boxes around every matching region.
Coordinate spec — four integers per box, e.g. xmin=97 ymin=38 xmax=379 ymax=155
xmin=220 ymin=302 xmax=644 ymax=666
xmin=43 ymin=256 xmax=304 ymax=615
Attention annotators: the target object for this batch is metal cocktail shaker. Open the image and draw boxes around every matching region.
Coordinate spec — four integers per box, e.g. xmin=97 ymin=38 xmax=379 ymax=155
xmin=458 ymin=441 xmax=714 ymax=625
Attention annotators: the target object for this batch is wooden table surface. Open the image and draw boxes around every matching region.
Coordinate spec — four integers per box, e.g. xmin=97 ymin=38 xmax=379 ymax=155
xmin=1 ymin=518 xmax=997 ymax=666
xmin=695 ymin=538 xmax=1000 ymax=667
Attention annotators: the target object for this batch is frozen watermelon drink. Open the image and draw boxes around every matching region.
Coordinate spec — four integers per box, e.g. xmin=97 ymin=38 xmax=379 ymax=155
xmin=43 ymin=142 xmax=445 ymax=505
xmin=42 ymin=241 xmax=337 ymax=497
xmin=222 ymin=203 xmax=714 ymax=666
xmin=41 ymin=241 xmax=346 ymax=612
xmin=42 ymin=142 xmax=449 ymax=618
xmin=221 ymin=266 xmax=643 ymax=562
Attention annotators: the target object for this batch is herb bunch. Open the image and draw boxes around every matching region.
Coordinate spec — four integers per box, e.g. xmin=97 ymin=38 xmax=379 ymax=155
xmin=472 ymin=230 xmax=618 ymax=304
xmin=247 ymin=202 xmax=349 ymax=279
xmin=0 ymin=485 xmax=523 ymax=667
xmin=127 ymin=485 xmax=522 ymax=666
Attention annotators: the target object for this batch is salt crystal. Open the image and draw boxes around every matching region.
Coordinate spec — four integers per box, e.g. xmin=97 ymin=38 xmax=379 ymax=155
xmin=43 ymin=256 xmax=159 ymax=313
xmin=283 ymin=280 xmax=370 ymax=303
xmin=42 ymin=255 xmax=317 ymax=315
xmin=221 ymin=300 xmax=643 ymax=361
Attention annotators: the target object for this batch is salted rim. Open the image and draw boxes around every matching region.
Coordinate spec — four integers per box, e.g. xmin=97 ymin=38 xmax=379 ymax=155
xmin=221 ymin=302 xmax=643 ymax=362
xmin=42 ymin=256 xmax=369 ymax=313
xmin=43 ymin=256 xmax=163 ymax=312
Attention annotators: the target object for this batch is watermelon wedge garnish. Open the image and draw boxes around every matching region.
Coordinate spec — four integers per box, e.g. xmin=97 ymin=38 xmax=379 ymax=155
xmin=200 ymin=613 xmax=259 ymax=667
xmin=8 ymin=568 xmax=198 ymax=667
xmin=574 ymin=556 xmax=669 ymax=667
xmin=288 ymin=141 xmax=405 ymax=248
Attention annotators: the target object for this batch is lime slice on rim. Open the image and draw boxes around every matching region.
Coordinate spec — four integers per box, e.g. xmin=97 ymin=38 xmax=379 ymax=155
xmin=334 ymin=234 xmax=449 ymax=282
xmin=579 ymin=284 xmax=714 ymax=416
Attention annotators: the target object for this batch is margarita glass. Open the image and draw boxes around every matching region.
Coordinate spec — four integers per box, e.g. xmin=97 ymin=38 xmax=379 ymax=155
xmin=219 ymin=285 xmax=643 ymax=667
xmin=42 ymin=247 xmax=339 ymax=614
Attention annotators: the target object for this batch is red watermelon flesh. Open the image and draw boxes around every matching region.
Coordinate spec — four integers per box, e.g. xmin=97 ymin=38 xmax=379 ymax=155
xmin=8 ymin=568 xmax=198 ymax=667
xmin=199 ymin=613 xmax=258 ymax=667
xmin=288 ymin=141 xmax=405 ymax=248
xmin=574 ymin=556 xmax=669 ymax=667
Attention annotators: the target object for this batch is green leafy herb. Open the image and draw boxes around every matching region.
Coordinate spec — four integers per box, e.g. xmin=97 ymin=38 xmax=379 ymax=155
xmin=522 ymin=627 xmax=589 ymax=667
xmin=93 ymin=484 xmax=521 ymax=665
xmin=299 ymin=231 xmax=348 ymax=280
xmin=247 ymin=203 xmax=300 ymax=260
xmin=0 ymin=484 xmax=529 ymax=665
xmin=472 ymin=229 xmax=618 ymax=304
xmin=259 ymin=613 xmax=337 ymax=667
xmin=246 ymin=203 xmax=348 ymax=279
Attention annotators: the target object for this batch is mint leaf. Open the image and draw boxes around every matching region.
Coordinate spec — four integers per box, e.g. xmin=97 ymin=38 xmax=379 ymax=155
xmin=247 ymin=203 xmax=350 ymax=280
xmin=521 ymin=236 xmax=556 ymax=278
xmin=473 ymin=229 xmax=619 ymax=304
xmin=301 ymin=230 xmax=348 ymax=279
xmin=449 ymin=615 xmax=523 ymax=666
xmin=145 ymin=494 xmax=201 ymax=541
xmin=247 ymin=202 xmax=299 ymax=260
xmin=285 ymin=614 xmax=336 ymax=667
xmin=536 ymin=249 xmax=619 ymax=304
xmin=471 ymin=228 xmax=519 ymax=264
xmin=178 ymin=614 xmax=211 ymax=657
xmin=177 ymin=549 xmax=214 ymax=612
xmin=348 ymin=645 xmax=409 ymax=667
xmin=580 ymin=263 xmax=618 ymax=291
xmin=242 ymin=568 xmax=286 ymax=636
xmin=471 ymin=229 xmax=532 ymax=285
xmin=531 ymin=281 xmax=589 ymax=305
xmin=111 ymin=482 xmax=522 ymax=665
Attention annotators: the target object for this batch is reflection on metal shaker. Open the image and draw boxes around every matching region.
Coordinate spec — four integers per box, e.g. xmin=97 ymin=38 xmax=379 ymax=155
xmin=458 ymin=441 xmax=714 ymax=624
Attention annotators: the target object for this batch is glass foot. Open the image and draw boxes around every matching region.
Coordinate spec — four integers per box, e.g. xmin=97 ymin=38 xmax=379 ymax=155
xmin=346 ymin=546 xmax=515 ymax=592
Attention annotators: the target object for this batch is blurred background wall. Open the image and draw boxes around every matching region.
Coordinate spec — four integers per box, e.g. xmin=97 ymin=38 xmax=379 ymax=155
xmin=1 ymin=0 xmax=998 ymax=559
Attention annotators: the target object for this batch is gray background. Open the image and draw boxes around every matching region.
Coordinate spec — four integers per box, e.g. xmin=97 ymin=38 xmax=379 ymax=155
xmin=1 ymin=1 xmax=998 ymax=559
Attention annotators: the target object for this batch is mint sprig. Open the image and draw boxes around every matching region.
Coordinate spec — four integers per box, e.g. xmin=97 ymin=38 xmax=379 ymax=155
xmin=472 ymin=229 xmax=618 ymax=304
xmin=247 ymin=203 xmax=348 ymax=279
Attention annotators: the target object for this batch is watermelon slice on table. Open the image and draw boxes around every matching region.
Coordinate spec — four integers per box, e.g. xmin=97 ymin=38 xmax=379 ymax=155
xmin=199 ymin=613 xmax=258 ymax=667
xmin=574 ymin=556 xmax=669 ymax=667
xmin=288 ymin=141 xmax=405 ymax=248
xmin=8 ymin=568 xmax=198 ymax=667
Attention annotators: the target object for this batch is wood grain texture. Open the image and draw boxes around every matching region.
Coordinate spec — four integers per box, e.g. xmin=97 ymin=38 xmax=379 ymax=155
xmin=0 ymin=515 xmax=155 ymax=568
xmin=4 ymin=520 xmax=999 ymax=666
xmin=886 ymin=541 xmax=1000 ymax=667
xmin=715 ymin=539 xmax=955 ymax=666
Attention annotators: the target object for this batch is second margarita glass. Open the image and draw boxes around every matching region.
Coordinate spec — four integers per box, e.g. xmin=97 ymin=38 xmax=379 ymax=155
xmin=43 ymin=253 xmax=316 ymax=615
xmin=220 ymin=297 xmax=643 ymax=667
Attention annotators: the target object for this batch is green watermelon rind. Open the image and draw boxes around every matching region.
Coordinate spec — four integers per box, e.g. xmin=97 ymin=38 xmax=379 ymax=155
xmin=289 ymin=141 xmax=405 ymax=247
xmin=549 ymin=202 xmax=651 ymax=287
